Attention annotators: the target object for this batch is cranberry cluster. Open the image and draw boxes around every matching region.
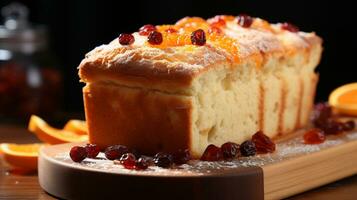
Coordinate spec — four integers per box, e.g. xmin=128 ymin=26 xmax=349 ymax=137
xmin=69 ymin=144 xmax=100 ymax=162
xmin=303 ymin=103 xmax=356 ymax=144
xmin=69 ymin=143 xmax=191 ymax=170
xmin=200 ymin=131 xmax=276 ymax=161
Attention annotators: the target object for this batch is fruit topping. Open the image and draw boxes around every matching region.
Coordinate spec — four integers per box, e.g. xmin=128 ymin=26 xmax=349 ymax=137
xmin=118 ymin=33 xmax=135 ymax=45
xmin=312 ymin=102 xmax=332 ymax=128
xmin=70 ymin=146 xmax=87 ymax=162
xmin=104 ymin=145 xmax=129 ymax=160
xmin=85 ymin=144 xmax=100 ymax=158
xmin=319 ymin=119 xmax=344 ymax=135
xmin=240 ymin=140 xmax=256 ymax=157
xmin=153 ymin=152 xmax=173 ymax=168
xmin=221 ymin=142 xmax=240 ymax=159
xmin=200 ymin=144 xmax=223 ymax=161
xmin=165 ymin=28 xmax=178 ymax=33
xmin=252 ymin=131 xmax=276 ymax=154
xmin=208 ymin=26 xmax=222 ymax=34
xmin=208 ymin=16 xmax=226 ymax=27
xmin=135 ymin=157 xmax=149 ymax=170
xmin=172 ymin=149 xmax=191 ymax=165
xmin=281 ymin=22 xmax=299 ymax=32
xmin=303 ymin=128 xmax=326 ymax=144
xmin=147 ymin=31 xmax=163 ymax=45
xmin=139 ymin=24 xmax=156 ymax=36
xmin=190 ymin=29 xmax=206 ymax=46
xmin=236 ymin=14 xmax=253 ymax=28
xmin=343 ymin=120 xmax=356 ymax=131
xmin=119 ymin=153 xmax=136 ymax=169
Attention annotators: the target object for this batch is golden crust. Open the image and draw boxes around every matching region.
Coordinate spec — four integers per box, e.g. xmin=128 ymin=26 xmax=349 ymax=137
xmin=78 ymin=17 xmax=322 ymax=92
xmin=84 ymin=83 xmax=192 ymax=155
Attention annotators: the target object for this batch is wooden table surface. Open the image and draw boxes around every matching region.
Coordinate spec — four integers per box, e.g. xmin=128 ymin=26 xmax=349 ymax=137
xmin=1 ymin=125 xmax=357 ymax=200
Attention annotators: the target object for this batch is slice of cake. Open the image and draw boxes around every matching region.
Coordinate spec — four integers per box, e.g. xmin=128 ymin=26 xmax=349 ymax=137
xmin=78 ymin=15 xmax=322 ymax=158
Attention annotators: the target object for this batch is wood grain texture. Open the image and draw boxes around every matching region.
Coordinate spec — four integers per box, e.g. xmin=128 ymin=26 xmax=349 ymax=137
xmin=263 ymin=138 xmax=357 ymax=199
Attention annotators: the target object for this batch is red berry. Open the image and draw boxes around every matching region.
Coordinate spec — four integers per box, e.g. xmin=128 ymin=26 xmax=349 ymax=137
xmin=200 ymin=144 xmax=223 ymax=161
xmin=240 ymin=140 xmax=256 ymax=157
xmin=104 ymin=145 xmax=129 ymax=160
xmin=118 ymin=33 xmax=135 ymax=45
xmin=236 ymin=14 xmax=253 ymax=28
xmin=221 ymin=142 xmax=240 ymax=159
xmin=119 ymin=153 xmax=136 ymax=169
xmin=252 ymin=131 xmax=276 ymax=154
xmin=139 ymin=24 xmax=156 ymax=36
xmin=153 ymin=152 xmax=173 ymax=168
xmin=321 ymin=119 xmax=344 ymax=135
xmin=70 ymin=146 xmax=87 ymax=162
xmin=191 ymin=29 xmax=206 ymax=46
xmin=85 ymin=144 xmax=100 ymax=158
xmin=281 ymin=22 xmax=299 ymax=33
xmin=172 ymin=149 xmax=191 ymax=165
xmin=343 ymin=120 xmax=355 ymax=131
xmin=303 ymin=128 xmax=326 ymax=144
xmin=147 ymin=31 xmax=163 ymax=45
xmin=165 ymin=28 xmax=177 ymax=33
xmin=135 ymin=157 xmax=149 ymax=170
xmin=312 ymin=102 xmax=332 ymax=128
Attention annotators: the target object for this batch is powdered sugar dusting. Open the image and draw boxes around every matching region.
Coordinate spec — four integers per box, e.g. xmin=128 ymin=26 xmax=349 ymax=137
xmin=54 ymin=130 xmax=357 ymax=175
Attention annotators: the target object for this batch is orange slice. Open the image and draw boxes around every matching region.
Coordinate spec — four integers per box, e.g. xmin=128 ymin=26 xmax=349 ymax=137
xmin=329 ymin=83 xmax=357 ymax=116
xmin=0 ymin=143 xmax=44 ymax=169
xmin=63 ymin=120 xmax=88 ymax=135
xmin=28 ymin=115 xmax=88 ymax=144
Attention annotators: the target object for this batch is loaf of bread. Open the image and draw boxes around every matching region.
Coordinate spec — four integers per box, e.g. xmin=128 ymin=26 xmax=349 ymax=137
xmin=78 ymin=15 xmax=322 ymax=158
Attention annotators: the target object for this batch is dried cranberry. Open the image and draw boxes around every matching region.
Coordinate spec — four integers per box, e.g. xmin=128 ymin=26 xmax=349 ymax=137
xmin=104 ymin=145 xmax=129 ymax=160
xmin=321 ymin=119 xmax=344 ymax=135
xmin=118 ymin=33 xmax=135 ymax=45
xmin=70 ymin=146 xmax=87 ymax=162
xmin=200 ymin=144 xmax=223 ymax=161
xmin=172 ymin=149 xmax=191 ymax=165
xmin=343 ymin=120 xmax=356 ymax=131
xmin=139 ymin=155 xmax=154 ymax=166
xmin=190 ymin=29 xmax=206 ymax=46
xmin=135 ymin=157 xmax=149 ymax=170
xmin=303 ymin=128 xmax=326 ymax=144
xmin=85 ymin=144 xmax=100 ymax=158
xmin=236 ymin=14 xmax=253 ymax=28
xmin=240 ymin=140 xmax=256 ymax=157
xmin=153 ymin=152 xmax=173 ymax=168
xmin=252 ymin=131 xmax=276 ymax=154
xmin=165 ymin=28 xmax=177 ymax=33
xmin=312 ymin=102 xmax=332 ymax=128
xmin=119 ymin=153 xmax=136 ymax=169
xmin=147 ymin=31 xmax=163 ymax=45
xmin=139 ymin=24 xmax=156 ymax=36
xmin=281 ymin=22 xmax=299 ymax=33
xmin=221 ymin=142 xmax=240 ymax=159
xmin=129 ymin=149 xmax=141 ymax=159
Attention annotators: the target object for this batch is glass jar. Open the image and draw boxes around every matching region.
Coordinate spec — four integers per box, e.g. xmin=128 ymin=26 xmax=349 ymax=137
xmin=0 ymin=3 xmax=62 ymax=123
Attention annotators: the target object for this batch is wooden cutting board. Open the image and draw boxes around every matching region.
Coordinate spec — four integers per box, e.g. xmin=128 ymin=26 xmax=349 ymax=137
xmin=38 ymin=129 xmax=357 ymax=200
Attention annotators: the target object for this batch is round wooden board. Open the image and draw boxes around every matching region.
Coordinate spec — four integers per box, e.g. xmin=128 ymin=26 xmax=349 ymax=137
xmin=38 ymin=143 xmax=264 ymax=200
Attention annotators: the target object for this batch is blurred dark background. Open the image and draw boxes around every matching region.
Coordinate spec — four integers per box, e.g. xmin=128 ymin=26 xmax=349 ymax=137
xmin=0 ymin=0 xmax=355 ymax=118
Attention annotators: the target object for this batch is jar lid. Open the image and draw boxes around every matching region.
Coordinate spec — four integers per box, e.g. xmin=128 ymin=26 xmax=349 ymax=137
xmin=0 ymin=2 xmax=48 ymax=54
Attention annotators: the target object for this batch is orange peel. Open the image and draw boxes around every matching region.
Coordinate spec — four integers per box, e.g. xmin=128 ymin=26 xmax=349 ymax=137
xmin=28 ymin=115 xmax=88 ymax=144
